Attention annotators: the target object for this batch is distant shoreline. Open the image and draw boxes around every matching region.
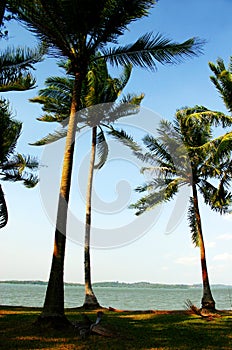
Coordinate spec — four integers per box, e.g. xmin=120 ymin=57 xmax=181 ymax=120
xmin=0 ymin=280 xmax=231 ymax=289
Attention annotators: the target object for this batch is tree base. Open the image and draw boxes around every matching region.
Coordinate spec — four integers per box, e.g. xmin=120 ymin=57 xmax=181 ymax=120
xmin=201 ymin=300 xmax=216 ymax=312
xmin=82 ymin=302 xmax=102 ymax=310
xmin=34 ymin=314 xmax=71 ymax=330
xmin=200 ymin=307 xmax=217 ymax=316
xmin=83 ymin=293 xmax=101 ymax=310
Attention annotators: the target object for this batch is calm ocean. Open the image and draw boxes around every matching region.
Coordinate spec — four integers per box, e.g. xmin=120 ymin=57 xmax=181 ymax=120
xmin=0 ymin=283 xmax=232 ymax=310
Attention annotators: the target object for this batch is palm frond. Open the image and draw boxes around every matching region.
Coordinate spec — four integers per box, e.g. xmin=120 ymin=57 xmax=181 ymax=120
xmin=130 ymin=177 xmax=181 ymax=215
xmin=229 ymin=56 xmax=232 ymax=72
xmin=0 ymin=184 xmax=8 ymax=229
xmin=177 ymin=106 xmax=232 ymax=128
xmin=120 ymin=93 xmax=144 ymax=106
xmin=36 ymin=114 xmax=61 ymax=123
xmin=44 ymin=76 xmax=74 ymax=92
xmin=143 ymin=134 xmax=175 ymax=165
xmin=0 ymin=44 xmax=45 ymax=92
xmin=142 ymin=121 xmax=189 ymax=177
xmin=1 ymin=154 xmax=38 ymax=173
xmin=0 ymin=44 xmax=45 ymax=70
xmin=108 ymin=127 xmax=142 ymax=153
xmin=187 ymin=197 xmax=199 ymax=247
xmin=101 ymin=33 xmax=204 ymax=70
xmin=134 ymin=181 xmax=155 ymax=193
xmin=8 ymin=0 xmax=155 ymax=61
xmin=115 ymin=64 xmax=132 ymax=91
xmin=30 ymin=128 xmax=68 ymax=146
xmin=7 ymin=1 xmax=72 ymax=58
xmin=0 ymin=99 xmax=22 ymax=161
xmin=198 ymin=179 xmax=232 ymax=214
xmin=86 ymin=0 xmax=155 ymax=49
xmin=1 ymin=153 xmax=39 ymax=189
xmin=21 ymin=173 xmax=39 ymax=188
xmin=140 ymin=165 xmax=177 ymax=178
xmin=1 ymin=169 xmax=38 ymax=187
xmin=209 ymin=59 xmax=225 ymax=76
xmin=192 ymin=132 xmax=232 ymax=164
xmin=97 ymin=93 xmax=144 ymax=125
xmin=0 ymin=72 xmax=36 ymax=92
xmin=94 ymin=127 xmax=109 ymax=169
xmin=29 ymin=75 xmax=73 ymax=121
xmin=209 ymin=57 xmax=232 ymax=113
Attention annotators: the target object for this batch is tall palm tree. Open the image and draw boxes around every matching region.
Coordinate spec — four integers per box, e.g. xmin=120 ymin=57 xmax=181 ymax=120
xmin=209 ymin=57 xmax=232 ymax=114
xmin=0 ymin=99 xmax=38 ymax=228
xmin=82 ymin=61 xmax=143 ymax=309
xmin=7 ymin=0 xmax=204 ymax=324
xmin=110 ymin=106 xmax=232 ymax=311
xmin=30 ymin=59 xmax=143 ymax=309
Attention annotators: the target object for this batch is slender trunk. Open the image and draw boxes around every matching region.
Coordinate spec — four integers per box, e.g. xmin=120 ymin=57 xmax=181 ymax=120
xmin=192 ymin=182 xmax=215 ymax=311
xmin=83 ymin=126 xmax=100 ymax=309
xmin=38 ymin=72 xmax=83 ymax=326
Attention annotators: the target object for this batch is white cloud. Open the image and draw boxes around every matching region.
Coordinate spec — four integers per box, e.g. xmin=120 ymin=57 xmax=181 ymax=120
xmin=216 ymin=233 xmax=232 ymax=241
xmin=175 ymin=256 xmax=198 ymax=266
xmin=213 ymin=253 xmax=232 ymax=262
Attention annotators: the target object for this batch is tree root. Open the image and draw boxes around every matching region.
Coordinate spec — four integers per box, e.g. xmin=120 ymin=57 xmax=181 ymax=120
xmin=34 ymin=314 xmax=71 ymax=330
xmin=185 ymin=299 xmax=221 ymax=319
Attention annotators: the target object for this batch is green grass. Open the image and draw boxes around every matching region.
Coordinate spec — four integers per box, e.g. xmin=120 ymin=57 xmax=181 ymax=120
xmin=0 ymin=307 xmax=231 ymax=349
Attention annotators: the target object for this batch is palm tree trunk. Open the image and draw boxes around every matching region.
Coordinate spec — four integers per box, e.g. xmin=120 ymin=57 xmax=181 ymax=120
xmin=38 ymin=72 xmax=83 ymax=326
xmin=192 ymin=182 xmax=216 ymax=311
xmin=83 ymin=126 xmax=100 ymax=309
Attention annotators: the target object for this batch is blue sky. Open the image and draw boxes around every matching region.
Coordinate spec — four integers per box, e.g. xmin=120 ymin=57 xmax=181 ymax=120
xmin=0 ymin=0 xmax=232 ymax=287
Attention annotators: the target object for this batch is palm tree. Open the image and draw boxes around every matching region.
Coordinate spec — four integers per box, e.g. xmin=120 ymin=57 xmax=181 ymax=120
xmin=110 ymin=105 xmax=232 ymax=311
xmin=30 ymin=59 xmax=143 ymax=309
xmin=0 ymin=99 xmax=38 ymax=228
xmin=209 ymin=57 xmax=232 ymax=113
xmin=7 ymin=0 xmax=204 ymax=324
xmin=82 ymin=61 xmax=143 ymax=309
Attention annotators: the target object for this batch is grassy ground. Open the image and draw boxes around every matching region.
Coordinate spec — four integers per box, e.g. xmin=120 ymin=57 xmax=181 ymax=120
xmin=0 ymin=306 xmax=231 ymax=349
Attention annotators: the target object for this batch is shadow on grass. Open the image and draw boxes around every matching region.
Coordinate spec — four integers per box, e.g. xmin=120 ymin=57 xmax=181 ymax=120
xmin=109 ymin=311 xmax=232 ymax=350
xmin=0 ymin=307 xmax=231 ymax=349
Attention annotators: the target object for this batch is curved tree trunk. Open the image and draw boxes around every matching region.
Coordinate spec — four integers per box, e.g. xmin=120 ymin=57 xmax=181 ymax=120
xmin=38 ymin=72 xmax=83 ymax=327
xmin=192 ymin=182 xmax=216 ymax=311
xmin=83 ymin=126 xmax=100 ymax=309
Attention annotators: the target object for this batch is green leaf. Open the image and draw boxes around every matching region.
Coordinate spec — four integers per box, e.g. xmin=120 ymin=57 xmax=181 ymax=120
xmin=101 ymin=33 xmax=204 ymax=70
xmin=0 ymin=185 xmax=8 ymax=229
xmin=30 ymin=128 xmax=68 ymax=146
xmin=187 ymin=197 xmax=199 ymax=247
xmin=94 ymin=127 xmax=109 ymax=169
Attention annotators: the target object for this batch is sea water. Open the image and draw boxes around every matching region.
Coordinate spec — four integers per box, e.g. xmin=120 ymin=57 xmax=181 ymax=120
xmin=0 ymin=283 xmax=231 ymax=310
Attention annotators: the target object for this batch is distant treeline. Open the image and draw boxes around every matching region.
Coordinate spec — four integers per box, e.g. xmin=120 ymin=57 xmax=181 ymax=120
xmin=0 ymin=280 xmax=231 ymax=289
